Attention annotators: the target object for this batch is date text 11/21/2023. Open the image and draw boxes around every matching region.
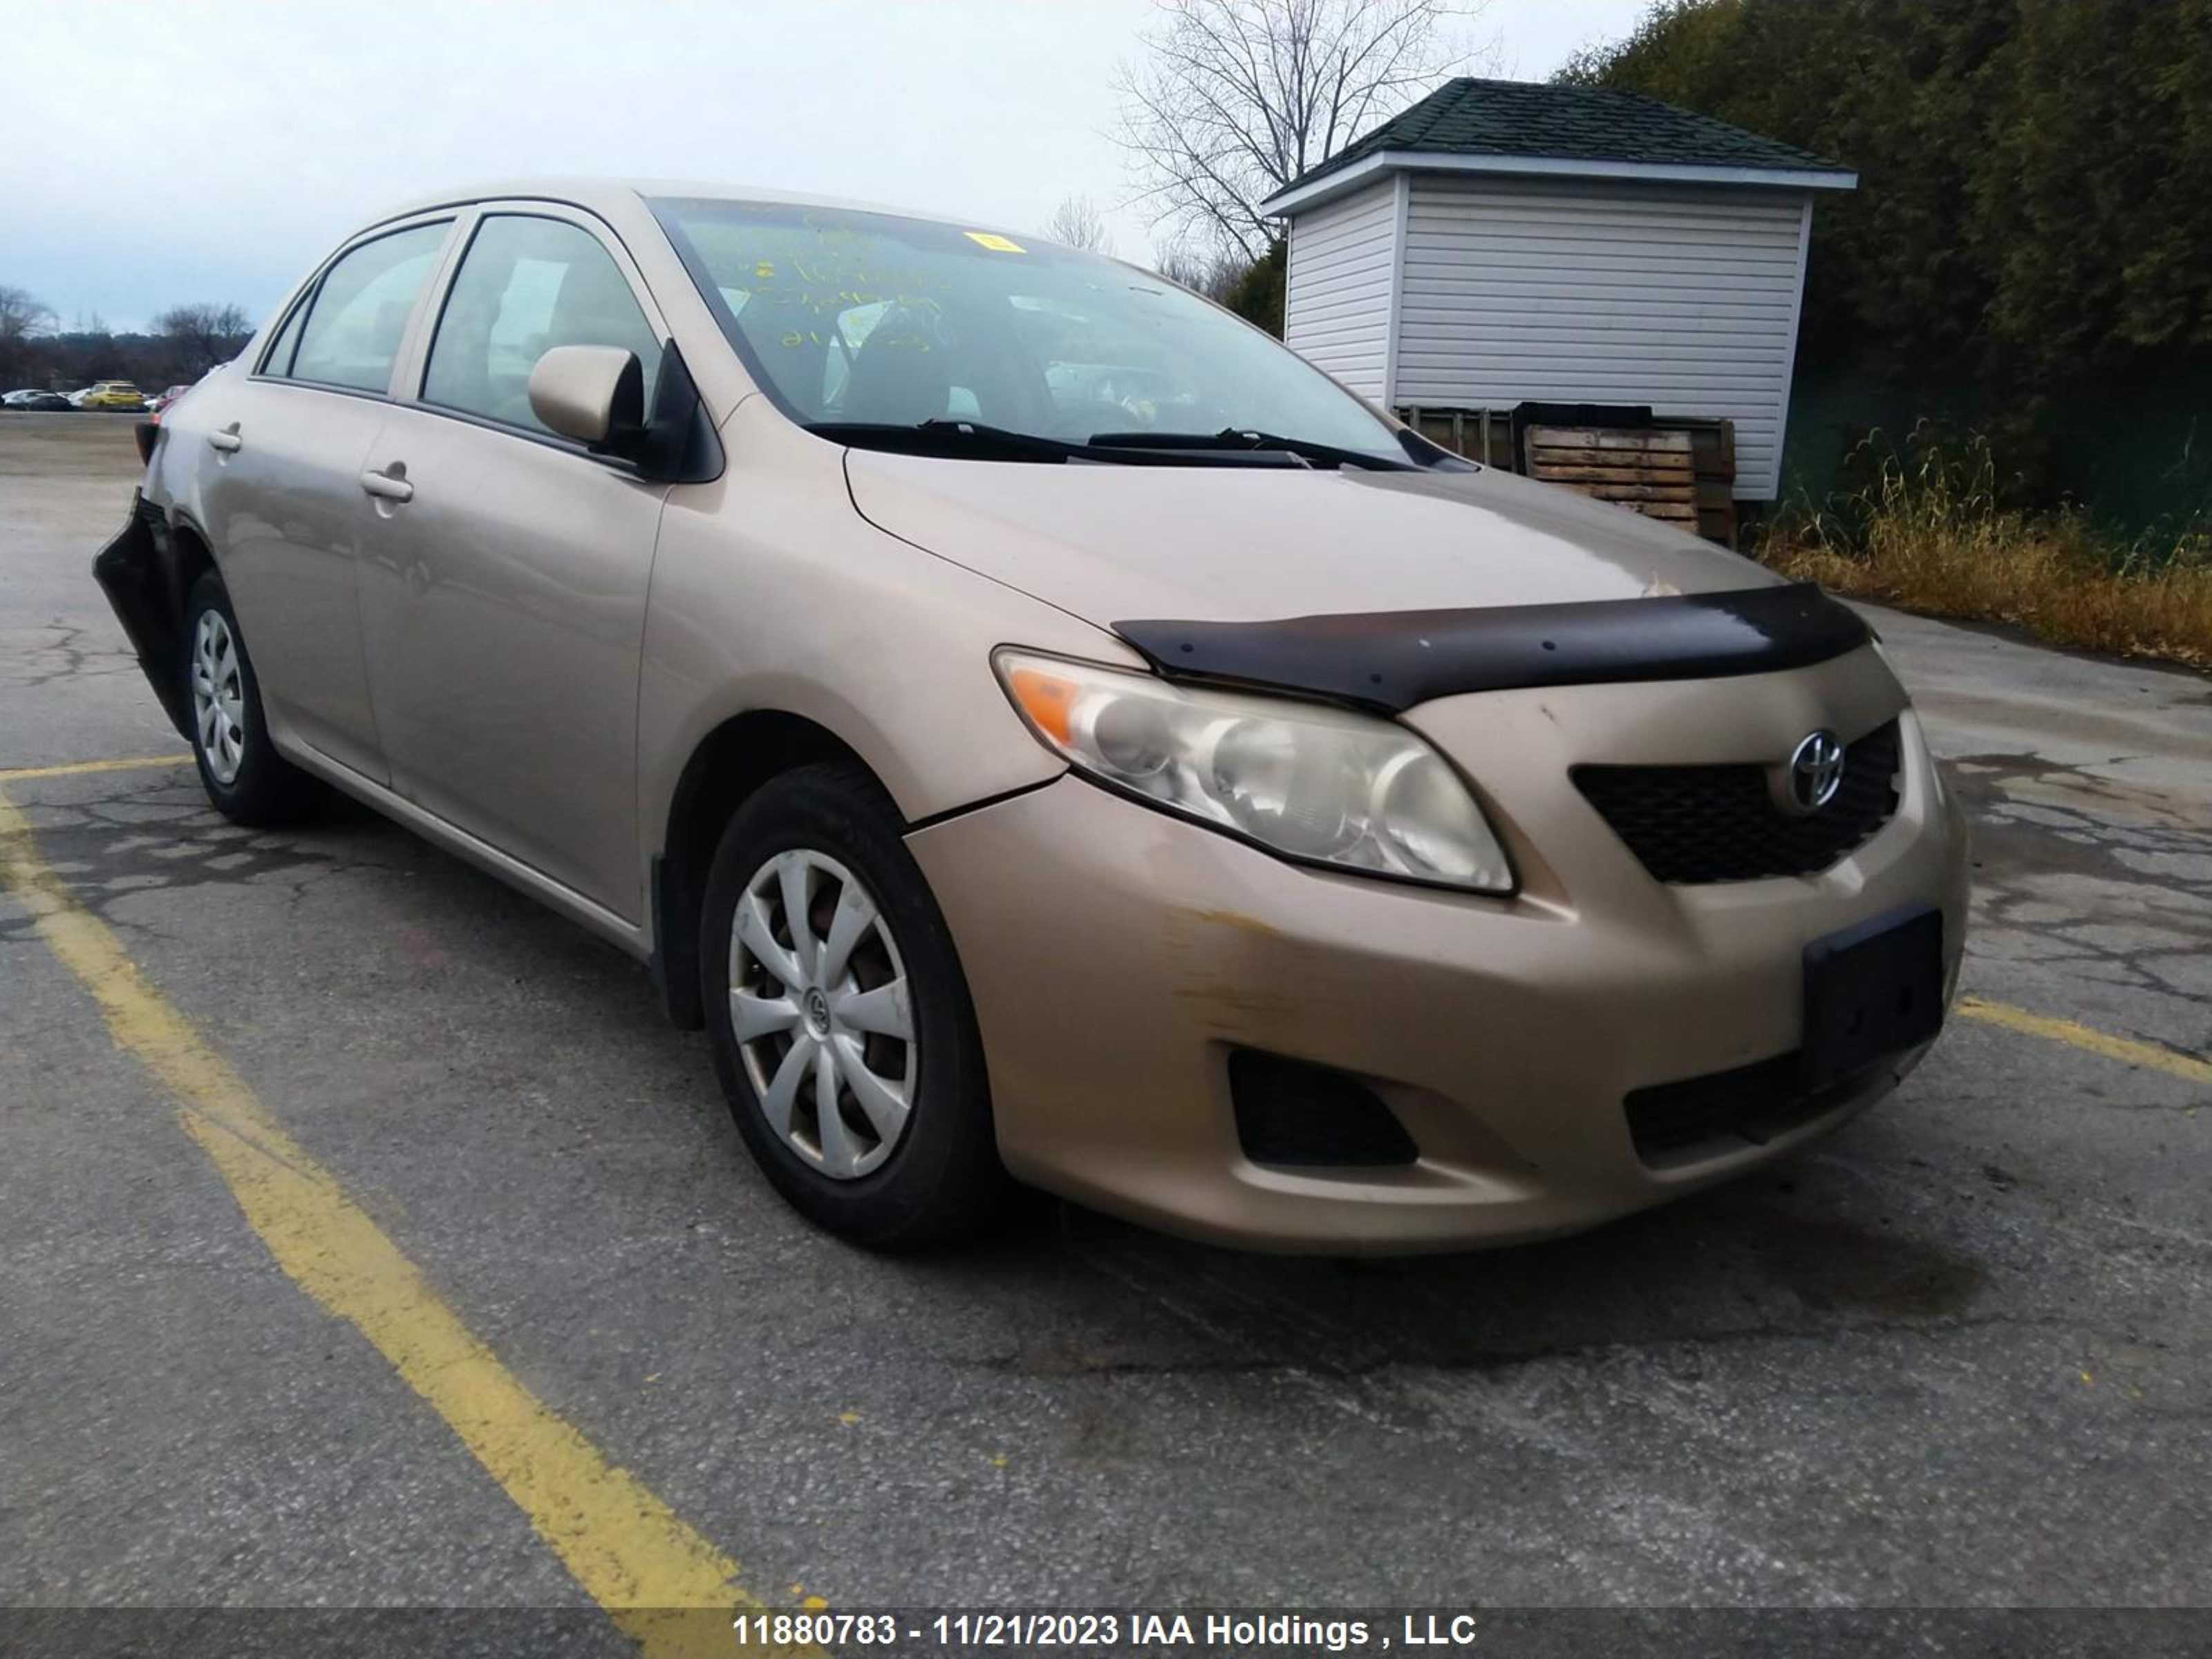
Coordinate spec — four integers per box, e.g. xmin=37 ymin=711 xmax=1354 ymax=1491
xmin=729 ymin=1611 xmax=1485 ymax=1650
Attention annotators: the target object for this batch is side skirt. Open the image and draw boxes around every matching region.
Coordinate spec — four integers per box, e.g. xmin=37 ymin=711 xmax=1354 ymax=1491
xmin=276 ymin=740 xmax=651 ymax=964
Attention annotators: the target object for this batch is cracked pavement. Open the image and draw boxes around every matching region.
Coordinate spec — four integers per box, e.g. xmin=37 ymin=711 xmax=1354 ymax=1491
xmin=2 ymin=416 xmax=2207 ymax=1625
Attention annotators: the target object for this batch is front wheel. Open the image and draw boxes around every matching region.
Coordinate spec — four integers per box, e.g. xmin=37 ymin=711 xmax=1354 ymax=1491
xmin=700 ymin=762 xmax=1007 ymax=1248
xmin=182 ymin=570 xmax=318 ymax=825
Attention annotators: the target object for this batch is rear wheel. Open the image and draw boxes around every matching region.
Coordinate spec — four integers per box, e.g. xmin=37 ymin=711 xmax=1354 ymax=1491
xmin=700 ymin=762 xmax=1007 ymax=1247
xmin=182 ymin=570 xmax=318 ymax=825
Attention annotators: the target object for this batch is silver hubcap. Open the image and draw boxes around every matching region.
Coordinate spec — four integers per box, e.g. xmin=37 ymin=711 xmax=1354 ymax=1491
xmin=191 ymin=610 xmax=246 ymax=785
xmin=729 ymin=849 xmax=915 ymax=1181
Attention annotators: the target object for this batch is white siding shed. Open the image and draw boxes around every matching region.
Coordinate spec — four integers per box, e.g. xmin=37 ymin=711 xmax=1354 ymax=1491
xmin=1280 ymin=178 xmax=1400 ymax=403
xmin=1262 ymin=78 xmax=1856 ymax=500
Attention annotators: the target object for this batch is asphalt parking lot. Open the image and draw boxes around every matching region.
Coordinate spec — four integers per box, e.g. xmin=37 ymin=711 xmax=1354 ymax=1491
xmin=3 ymin=415 xmax=2209 ymax=1648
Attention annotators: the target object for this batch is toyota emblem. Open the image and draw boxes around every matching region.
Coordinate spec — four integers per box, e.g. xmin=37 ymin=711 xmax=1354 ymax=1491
xmin=1783 ymin=729 xmax=1846 ymax=815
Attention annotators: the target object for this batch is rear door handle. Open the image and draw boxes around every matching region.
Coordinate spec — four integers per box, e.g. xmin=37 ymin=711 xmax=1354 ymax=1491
xmin=359 ymin=467 xmax=413 ymax=503
xmin=207 ymin=427 xmax=241 ymax=453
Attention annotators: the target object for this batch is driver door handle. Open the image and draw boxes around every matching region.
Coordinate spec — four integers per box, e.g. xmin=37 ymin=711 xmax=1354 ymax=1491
xmin=360 ymin=466 xmax=413 ymax=503
xmin=207 ymin=427 xmax=242 ymax=453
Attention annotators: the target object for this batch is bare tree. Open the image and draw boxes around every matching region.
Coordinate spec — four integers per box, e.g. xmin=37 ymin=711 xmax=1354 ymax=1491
xmin=156 ymin=303 xmax=254 ymax=375
xmin=1150 ymin=241 xmax=1243 ymax=301
xmin=0 ymin=285 xmax=56 ymax=344
xmin=1045 ymin=194 xmax=1114 ymax=254
xmin=1115 ymin=0 xmax=1490 ymax=261
xmin=0 ymin=285 xmax=57 ymax=379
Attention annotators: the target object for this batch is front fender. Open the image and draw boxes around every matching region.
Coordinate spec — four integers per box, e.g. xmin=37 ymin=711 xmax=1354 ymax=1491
xmin=635 ymin=400 xmax=1134 ymax=865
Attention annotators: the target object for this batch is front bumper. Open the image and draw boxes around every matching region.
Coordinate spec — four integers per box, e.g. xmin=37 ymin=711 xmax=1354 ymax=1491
xmin=907 ymin=648 xmax=1969 ymax=1253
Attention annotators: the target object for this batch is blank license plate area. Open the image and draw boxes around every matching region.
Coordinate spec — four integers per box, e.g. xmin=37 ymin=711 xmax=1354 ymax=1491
xmin=1802 ymin=906 xmax=1944 ymax=1089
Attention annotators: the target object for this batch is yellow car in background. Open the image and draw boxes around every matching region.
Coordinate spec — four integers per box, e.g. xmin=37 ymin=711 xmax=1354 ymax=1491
xmin=79 ymin=381 xmax=146 ymax=411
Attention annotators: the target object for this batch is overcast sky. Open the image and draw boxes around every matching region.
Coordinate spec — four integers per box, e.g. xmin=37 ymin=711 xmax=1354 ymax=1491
xmin=6 ymin=0 xmax=1649 ymax=332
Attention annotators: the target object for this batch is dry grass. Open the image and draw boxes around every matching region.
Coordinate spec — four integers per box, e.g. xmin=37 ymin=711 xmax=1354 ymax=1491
xmin=1758 ymin=436 xmax=2212 ymax=671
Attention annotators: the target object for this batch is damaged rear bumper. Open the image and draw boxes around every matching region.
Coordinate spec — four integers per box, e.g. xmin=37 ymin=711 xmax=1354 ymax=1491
xmin=91 ymin=491 xmax=191 ymax=739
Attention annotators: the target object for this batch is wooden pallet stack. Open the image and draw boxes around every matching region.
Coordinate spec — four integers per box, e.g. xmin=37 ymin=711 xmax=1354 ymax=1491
xmin=1394 ymin=405 xmax=1738 ymax=546
xmin=1524 ymin=425 xmax=1699 ymax=529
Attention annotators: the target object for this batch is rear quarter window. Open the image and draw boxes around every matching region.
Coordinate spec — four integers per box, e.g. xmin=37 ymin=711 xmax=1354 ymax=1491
xmin=259 ymin=297 xmax=310 ymax=378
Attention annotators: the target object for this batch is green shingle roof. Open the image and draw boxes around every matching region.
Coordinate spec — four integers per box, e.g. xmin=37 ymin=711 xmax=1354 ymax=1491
xmin=1275 ymin=77 xmax=1850 ymax=198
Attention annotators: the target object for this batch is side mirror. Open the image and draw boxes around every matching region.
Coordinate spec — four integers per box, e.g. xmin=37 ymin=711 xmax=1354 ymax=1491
xmin=527 ymin=345 xmax=644 ymax=449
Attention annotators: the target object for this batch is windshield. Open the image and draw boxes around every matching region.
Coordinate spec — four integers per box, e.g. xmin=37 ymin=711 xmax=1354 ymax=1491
xmin=651 ymin=197 xmax=1414 ymax=464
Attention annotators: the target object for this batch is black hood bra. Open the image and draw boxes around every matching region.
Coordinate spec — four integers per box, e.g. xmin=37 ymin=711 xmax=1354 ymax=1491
xmin=1114 ymin=583 xmax=1871 ymax=715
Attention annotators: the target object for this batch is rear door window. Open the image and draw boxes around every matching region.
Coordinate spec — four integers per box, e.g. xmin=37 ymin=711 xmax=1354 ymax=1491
xmin=288 ymin=222 xmax=451 ymax=394
xmin=421 ymin=215 xmax=661 ymax=436
xmin=259 ymin=297 xmax=310 ymax=378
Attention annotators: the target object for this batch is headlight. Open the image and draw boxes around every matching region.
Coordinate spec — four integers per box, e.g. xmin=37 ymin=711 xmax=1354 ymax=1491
xmin=993 ymin=649 xmax=1514 ymax=894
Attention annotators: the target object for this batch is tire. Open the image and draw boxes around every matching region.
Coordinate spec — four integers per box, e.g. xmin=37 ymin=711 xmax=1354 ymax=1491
xmin=182 ymin=570 xmax=319 ymax=826
xmin=700 ymin=760 xmax=1007 ymax=1248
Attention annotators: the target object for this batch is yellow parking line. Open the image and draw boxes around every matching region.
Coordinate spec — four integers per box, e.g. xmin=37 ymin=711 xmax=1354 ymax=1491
xmin=0 ymin=783 xmax=806 ymax=1659
xmin=15 ymin=733 xmax=2186 ymax=1638
xmin=1958 ymin=995 xmax=2212 ymax=1087
xmin=0 ymin=753 xmax=191 ymax=781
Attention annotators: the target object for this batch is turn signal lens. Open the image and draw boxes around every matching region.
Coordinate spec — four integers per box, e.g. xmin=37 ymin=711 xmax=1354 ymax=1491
xmin=992 ymin=648 xmax=1513 ymax=894
xmin=1006 ymin=664 xmax=1079 ymax=744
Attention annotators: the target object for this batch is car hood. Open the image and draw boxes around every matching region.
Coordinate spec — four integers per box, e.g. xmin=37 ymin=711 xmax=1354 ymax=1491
xmin=843 ymin=450 xmax=1782 ymax=630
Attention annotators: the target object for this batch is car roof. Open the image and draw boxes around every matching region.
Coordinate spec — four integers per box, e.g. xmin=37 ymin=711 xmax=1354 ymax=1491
xmin=364 ymin=176 xmax=1023 ymax=240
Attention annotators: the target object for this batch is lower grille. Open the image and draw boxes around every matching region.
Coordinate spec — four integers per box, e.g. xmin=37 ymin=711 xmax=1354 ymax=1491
xmin=1228 ymin=1049 xmax=1418 ymax=1168
xmin=1573 ymin=720 xmax=1902 ymax=885
xmin=1624 ymin=1051 xmax=1877 ymax=1164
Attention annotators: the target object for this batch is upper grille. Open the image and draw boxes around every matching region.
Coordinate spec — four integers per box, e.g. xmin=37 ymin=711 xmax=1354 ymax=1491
xmin=1572 ymin=720 xmax=1902 ymax=885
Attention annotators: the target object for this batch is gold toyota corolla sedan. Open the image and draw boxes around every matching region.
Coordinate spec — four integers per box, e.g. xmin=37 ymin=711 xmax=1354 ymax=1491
xmin=95 ymin=179 xmax=1969 ymax=1253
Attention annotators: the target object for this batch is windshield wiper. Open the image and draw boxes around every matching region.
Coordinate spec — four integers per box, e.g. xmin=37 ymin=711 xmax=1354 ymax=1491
xmin=1085 ymin=427 xmax=1419 ymax=471
xmin=805 ymin=419 xmax=1090 ymax=463
xmin=808 ymin=418 xmax=1310 ymax=467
